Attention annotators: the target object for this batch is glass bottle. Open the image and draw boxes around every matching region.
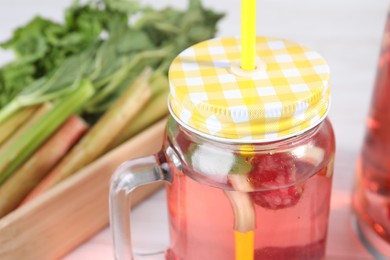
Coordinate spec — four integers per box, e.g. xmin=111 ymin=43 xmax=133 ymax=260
xmin=353 ymin=9 xmax=390 ymax=258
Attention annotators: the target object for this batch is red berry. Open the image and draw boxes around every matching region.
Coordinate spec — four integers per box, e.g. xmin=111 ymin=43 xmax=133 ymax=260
xmin=254 ymin=239 xmax=325 ymax=259
xmin=249 ymin=153 xmax=303 ymax=209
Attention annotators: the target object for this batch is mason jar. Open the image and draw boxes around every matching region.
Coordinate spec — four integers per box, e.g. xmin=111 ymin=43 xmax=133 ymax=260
xmin=110 ymin=37 xmax=335 ymax=260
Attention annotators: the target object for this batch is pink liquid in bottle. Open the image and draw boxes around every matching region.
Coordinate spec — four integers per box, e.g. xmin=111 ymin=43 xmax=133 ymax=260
xmin=353 ymin=11 xmax=390 ymax=257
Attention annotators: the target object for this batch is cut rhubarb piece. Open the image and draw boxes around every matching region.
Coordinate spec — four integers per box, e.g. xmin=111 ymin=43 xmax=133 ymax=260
xmin=227 ymin=156 xmax=256 ymax=260
xmin=226 ymin=174 xmax=256 ymax=231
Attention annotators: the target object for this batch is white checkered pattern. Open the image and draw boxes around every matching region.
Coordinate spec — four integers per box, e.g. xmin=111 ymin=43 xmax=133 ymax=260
xmin=169 ymin=37 xmax=331 ymax=141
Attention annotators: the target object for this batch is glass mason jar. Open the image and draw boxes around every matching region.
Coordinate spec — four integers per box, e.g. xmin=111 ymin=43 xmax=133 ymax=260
xmin=110 ymin=37 xmax=335 ymax=260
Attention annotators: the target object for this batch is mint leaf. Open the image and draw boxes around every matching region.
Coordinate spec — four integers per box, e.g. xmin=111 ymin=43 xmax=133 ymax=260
xmin=230 ymin=155 xmax=253 ymax=175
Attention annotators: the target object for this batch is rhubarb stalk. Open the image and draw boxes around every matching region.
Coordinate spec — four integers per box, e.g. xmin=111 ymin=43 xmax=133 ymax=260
xmin=0 ymin=79 xmax=94 ymax=184
xmin=0 ymin=103 xmax=53 ymax=154
xmin=0 ymin=106 xmax=38 ymax=146
xmin=111 ymin=76 xmax=169 ymax=148
xmin=0 ymin=116 xmax=88 ymax=218
xmin=23 ymin=69 xmax=154 ymax=201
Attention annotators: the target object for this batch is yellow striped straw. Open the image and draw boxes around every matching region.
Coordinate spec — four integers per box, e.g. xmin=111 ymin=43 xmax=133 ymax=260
xmin=241 ymin=0 xmax=257 ymax=70
xmin=233 ymin=2 xmax=257 ymax=259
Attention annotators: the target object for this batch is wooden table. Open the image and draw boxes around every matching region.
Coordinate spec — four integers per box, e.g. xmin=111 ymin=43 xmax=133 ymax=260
xmin=0 ymin=0 xmax=388 ymax=259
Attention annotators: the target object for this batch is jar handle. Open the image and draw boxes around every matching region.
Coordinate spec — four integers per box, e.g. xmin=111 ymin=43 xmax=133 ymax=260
xmin=109 ymin=149 xmax=176 ymax=260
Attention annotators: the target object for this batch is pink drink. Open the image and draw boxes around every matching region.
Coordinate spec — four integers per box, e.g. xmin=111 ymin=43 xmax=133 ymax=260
xmin=166 ymin=158 xmax=333 ymax=260
xmin=352 ymin=11 xmax=390 ymax=254
xmin=109 ymin=33 xmax=335 ymax=260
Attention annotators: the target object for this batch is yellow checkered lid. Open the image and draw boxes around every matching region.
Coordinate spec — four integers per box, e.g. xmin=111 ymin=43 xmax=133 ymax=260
xmin=168 ymin=37 xmax=330 ymax=142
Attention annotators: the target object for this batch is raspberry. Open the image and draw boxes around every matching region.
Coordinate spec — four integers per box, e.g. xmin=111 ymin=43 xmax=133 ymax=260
xmin=249 ymin=153 xmax=303 ymax=209
xmin=254 ymin=239 xmax=325 ymax=259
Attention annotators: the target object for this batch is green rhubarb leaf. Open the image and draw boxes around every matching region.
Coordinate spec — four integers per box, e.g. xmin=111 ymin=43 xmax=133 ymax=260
xmin=0 ymin=16 xmax=55 ymax=62
xmin=117 ymin=30 xmax=154 ymax=53
xmin=103 ymin=0 xmax=139 ymax=13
